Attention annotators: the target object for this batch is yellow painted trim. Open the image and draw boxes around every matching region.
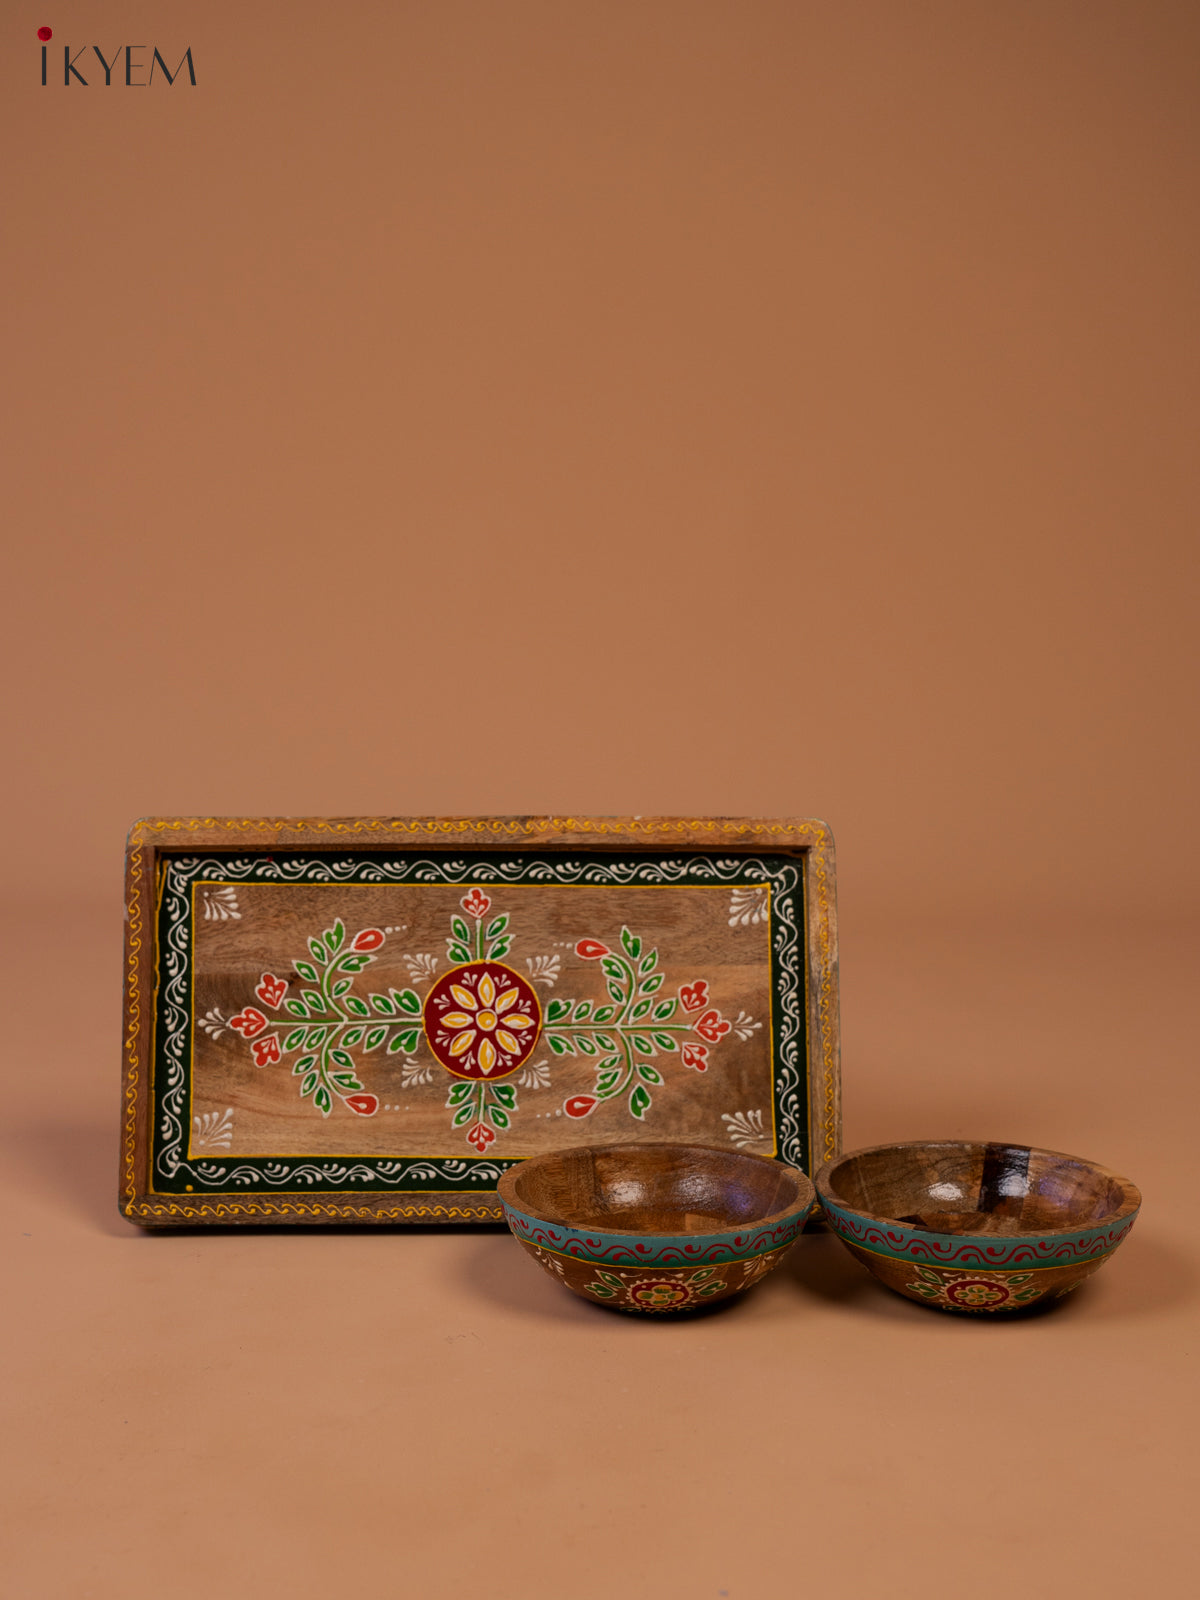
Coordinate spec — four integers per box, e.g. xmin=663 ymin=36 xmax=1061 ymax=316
xmin=189 ymin=879 xmax=745 ymax=891
xmin=130 ymin=815 xmax=827 ymax=842
xmin=813 ymin=837 xmax=838 ymax=1164
xmin=128 ymin=1198 xmax=501 ymax=1222
xmin=120 ymin=835 xmax=144 ymax=1213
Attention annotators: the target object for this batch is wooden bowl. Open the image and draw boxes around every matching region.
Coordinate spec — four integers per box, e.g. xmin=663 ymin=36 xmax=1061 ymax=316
xmin=816 ymin=1141 xmax=1141 ymax=1314
xmin=497 ymin=1142 xmax=816 ymax=1314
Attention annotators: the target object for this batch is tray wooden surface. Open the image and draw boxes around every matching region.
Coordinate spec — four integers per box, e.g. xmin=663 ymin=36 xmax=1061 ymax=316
xmin=120 ymin=816 xmax=840 ymax=1225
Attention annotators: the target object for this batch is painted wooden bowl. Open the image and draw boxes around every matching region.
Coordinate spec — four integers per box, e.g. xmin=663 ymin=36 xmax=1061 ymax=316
xmin=816 ymin=1141 xmax=1141 ymax=1314
xmin=497 ymin=1142 xmax=816 ymax=1314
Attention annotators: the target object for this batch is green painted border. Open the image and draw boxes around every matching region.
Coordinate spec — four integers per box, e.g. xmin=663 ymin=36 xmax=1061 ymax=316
xmin=152 ymin=849 xmax=809 ymax=1195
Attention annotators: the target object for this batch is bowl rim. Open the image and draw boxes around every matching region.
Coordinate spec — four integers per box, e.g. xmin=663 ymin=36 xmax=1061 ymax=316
xmin=496 ymin=1140 xmax=816 ymax=1237
xmin=814 ymin=1139 xmax=1141 ymax=1237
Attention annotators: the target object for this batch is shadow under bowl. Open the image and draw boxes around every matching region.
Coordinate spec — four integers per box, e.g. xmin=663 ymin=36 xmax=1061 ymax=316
xmin=497 ymin=1142 xmax=816 ymax=1314
xmin=815 ymin=1140 xmax=1141 ymax=1315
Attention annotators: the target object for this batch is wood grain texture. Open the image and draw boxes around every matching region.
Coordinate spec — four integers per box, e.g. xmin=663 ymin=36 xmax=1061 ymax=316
xmin=816 ymin=1140 xmax=1141 ymax=1314
xmin=120 ymin=815 xmax=840 ymax=1226
xmin=497 ymin=1141 xmax=817 ymax=1313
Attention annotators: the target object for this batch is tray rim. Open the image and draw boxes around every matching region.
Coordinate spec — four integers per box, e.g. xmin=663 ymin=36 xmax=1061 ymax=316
xmin=120 ymin=814 xmax=840 ymax=1226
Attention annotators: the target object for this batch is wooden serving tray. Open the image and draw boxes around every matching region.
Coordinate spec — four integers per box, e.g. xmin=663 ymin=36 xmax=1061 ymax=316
xmin=120 ymin=816 xmax=840 ymax=1225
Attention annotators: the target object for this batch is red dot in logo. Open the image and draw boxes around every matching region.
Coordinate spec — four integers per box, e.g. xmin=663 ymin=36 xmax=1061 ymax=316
xmin=38 ymin=26 xmax=53 ymax=41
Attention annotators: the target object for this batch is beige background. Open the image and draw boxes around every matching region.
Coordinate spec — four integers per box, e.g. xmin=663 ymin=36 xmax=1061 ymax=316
xmin=1 ymin=4 xmax=1196 ymax=1597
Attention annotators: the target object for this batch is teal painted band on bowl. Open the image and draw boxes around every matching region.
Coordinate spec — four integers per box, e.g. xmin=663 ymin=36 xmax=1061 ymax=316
xmin=821 ymin=1193 xmax=1139 ymax=1270
xmin=501 ymin=1195 xmax=815 ymax=1267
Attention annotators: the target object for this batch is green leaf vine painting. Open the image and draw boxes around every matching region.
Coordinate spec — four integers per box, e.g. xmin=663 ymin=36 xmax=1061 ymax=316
xmin=228 ymin=890 xmax=735 ymax=1155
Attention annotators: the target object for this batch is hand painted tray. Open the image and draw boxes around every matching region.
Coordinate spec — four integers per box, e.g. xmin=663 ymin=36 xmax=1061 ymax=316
xmin=120 ymin=816 xmax=840 ymax=1225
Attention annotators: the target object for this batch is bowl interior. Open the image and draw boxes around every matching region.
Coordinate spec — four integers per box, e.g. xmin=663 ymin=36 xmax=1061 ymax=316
xmin=825 ymin=1142 xmax=1138 ymax=1237
xmin=506 ymin=1143 xmax=805 ymax=1235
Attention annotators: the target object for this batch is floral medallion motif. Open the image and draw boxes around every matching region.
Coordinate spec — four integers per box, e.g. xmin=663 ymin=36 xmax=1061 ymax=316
xmin=423 ymin=962 xmax=542 ymax=1080
xmin=626 ymin=1278 xmax=695 ymax=1311
xmin=584 ymin=1266 xmax=725 ymax=1313
xmin=907 ymin=1265 xmax=1042 ymax=1312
